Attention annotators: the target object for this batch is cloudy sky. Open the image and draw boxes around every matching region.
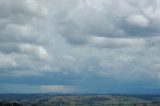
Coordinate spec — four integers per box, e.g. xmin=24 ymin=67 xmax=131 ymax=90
xmin=0 ymin=0 xmax=160 ymax=94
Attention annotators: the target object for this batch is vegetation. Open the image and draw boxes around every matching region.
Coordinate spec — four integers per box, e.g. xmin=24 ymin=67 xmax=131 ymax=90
xmin=0 ymin=94 xmax=160 ymax=106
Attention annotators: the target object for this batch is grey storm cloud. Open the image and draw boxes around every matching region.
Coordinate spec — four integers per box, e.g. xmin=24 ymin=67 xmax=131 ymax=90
xmin=51 ymin=0 xmax=160 ymax=47
xmin=0 ymin=0 xmax=47 ymax=43
xmin=0 ymin=0 xmax=50 ymax=76
xmin=41 ymin=0 xmax=160 ymax=81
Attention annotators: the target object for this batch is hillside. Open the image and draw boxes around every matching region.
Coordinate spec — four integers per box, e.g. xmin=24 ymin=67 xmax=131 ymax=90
xmin=0 ymin=94 xmax=160 ymax=106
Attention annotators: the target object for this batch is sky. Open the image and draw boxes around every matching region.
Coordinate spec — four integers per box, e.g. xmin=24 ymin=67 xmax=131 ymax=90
xmin=0 ymin=0 xmax=160 ymax=94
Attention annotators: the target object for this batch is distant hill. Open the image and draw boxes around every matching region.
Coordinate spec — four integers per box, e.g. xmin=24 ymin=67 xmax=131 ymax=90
xmin=0 ymin=94 xmax=160 ymax=106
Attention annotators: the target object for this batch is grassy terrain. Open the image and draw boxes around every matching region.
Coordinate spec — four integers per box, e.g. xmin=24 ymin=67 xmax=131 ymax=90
xmin=0 ymin=94 xmax=160 ymax=106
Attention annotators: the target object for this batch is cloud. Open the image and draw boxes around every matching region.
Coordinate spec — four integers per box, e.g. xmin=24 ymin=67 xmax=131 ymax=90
xmin=0 ymin=0 xmax=51 ymax=77
xmin=0 ymin=0 xmax=48 ymax=47
xmin=1 ymin=0 xmax=160 ymax=93
xmin=0 ymin=0 xmax=48 ymax=43
xmin=0 ymin=84 xmax=74 ymax=93
xmin=126 ymin=15 xmax=149 ymax=28
xmin=40 ymin=85 xmax=74 ymax=93
xmin=0 ymin=0 xmax=47 ymax=20
xmin=0 ymin=53 xmax=17 ymax=68
xmin=51 ymin=0 xmax=160 ymax=46
xmin=88 ymin=36 xmax=145 ymax=48
xmin=19 ymin=44 xmax=48 ymax=60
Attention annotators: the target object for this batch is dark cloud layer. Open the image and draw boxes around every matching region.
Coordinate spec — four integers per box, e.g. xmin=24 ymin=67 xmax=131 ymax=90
xmin=52 ymin=0 xmax=160 ymax=47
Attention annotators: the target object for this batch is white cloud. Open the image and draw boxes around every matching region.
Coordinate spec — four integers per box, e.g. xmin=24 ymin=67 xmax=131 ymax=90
xmin=19 ymin=44 xmax=48 ymax=60
xmin=0 ymin=84 xmax=74 ymax=93
xmin=126 ymin=15 xmax=149 ymax=28
xmin=0 ymin=53 xmax=17 ymax=68
xmin=40 ymin=85 xmax=74 ymax=93
xmin=89 ymin=36 xmax=145 ymax=48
